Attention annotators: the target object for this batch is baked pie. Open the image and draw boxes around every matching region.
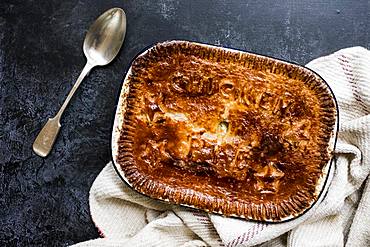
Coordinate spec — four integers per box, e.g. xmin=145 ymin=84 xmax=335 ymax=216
xmin=112 ymin=41 xmax=337 ymax=222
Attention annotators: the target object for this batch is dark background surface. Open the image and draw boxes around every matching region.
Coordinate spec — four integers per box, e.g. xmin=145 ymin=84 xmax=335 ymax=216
xmin=0 ymin=0 xmax=369 ymax=246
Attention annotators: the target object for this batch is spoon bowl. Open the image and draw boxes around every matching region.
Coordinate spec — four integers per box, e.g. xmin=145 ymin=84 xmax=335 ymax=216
xmin=84 ymin=8 xmax=126 ymax=66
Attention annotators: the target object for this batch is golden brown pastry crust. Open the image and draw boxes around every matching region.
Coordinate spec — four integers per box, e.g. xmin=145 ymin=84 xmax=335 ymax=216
xmin=116 ymin=41 xmax=336 ymax=221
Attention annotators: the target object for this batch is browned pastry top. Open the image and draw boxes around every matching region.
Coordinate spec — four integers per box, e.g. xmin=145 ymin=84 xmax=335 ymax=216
xmin=117 ymin=41 xmax=336 ymax=221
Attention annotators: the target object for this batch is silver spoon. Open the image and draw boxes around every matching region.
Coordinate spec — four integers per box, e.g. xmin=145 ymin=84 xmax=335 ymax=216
xmin=33 ymin=8 xmax=126 ymax=157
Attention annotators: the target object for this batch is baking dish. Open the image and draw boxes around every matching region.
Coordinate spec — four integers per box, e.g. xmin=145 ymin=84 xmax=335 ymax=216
xmin=111 ymin=40 xmax=338 ymax=222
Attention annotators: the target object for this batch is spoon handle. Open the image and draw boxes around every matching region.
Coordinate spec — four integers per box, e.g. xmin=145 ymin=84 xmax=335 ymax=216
xmin=32 ymin=116 xmax=61 ymax=157
xmin=33 ymin=62 xmax=94 ymax=157
xmin=56 ymin=62 xmax=94 ymax=118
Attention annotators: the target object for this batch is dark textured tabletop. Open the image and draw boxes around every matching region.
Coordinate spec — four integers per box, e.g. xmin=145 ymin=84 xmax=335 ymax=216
xmin=0 ymin=0 xmax=369 ymax=246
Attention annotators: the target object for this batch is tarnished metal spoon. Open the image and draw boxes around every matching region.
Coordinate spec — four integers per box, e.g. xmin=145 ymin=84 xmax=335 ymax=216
xmin=33 ymin=8 xmax=126 ymax=157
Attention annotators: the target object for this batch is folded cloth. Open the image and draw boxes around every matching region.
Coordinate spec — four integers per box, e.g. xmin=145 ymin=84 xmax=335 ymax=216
xmin=72 ymin=47 xmax=370 ymax=247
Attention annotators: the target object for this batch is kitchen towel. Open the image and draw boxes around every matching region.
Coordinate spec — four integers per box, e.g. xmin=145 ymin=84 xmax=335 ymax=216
xmin=73 ymin=46 xmax=370 ymax=247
